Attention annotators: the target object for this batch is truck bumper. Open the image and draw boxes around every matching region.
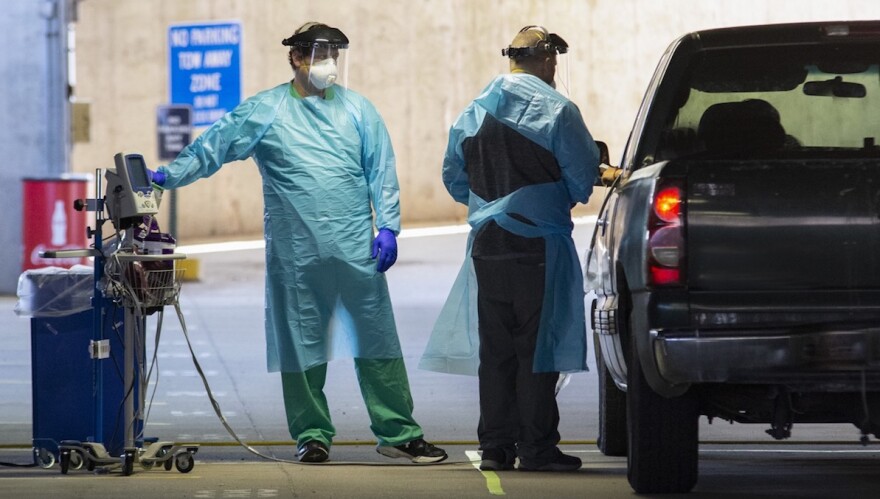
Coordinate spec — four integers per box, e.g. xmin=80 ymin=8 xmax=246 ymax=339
xmin=653 ymin=327 xmax=880 ymax=386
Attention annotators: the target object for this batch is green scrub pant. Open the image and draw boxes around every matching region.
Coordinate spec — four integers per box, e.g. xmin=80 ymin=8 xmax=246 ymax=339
xmin=281 ymin=357 xmax=423 ymax=449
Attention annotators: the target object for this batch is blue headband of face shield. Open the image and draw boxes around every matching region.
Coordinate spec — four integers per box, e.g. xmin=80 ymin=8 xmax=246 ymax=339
xmin=501 ymin=25 xmax=569 ymax=59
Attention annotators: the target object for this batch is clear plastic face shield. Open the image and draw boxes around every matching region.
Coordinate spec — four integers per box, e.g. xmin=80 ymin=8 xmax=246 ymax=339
xmin=503 ymin=25 xmax=570 ymax=97
xmin=290 ymin=43 xmax=348 ymax=94
xmin=283 ymin=24 xmax=350 ymax=96
xmin=554 ymin=47 xmax=570 ymax=98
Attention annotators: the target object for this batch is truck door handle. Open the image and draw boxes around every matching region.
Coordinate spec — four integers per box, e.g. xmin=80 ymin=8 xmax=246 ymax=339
xmin=596 ymin=217 xmax=608 ymax=236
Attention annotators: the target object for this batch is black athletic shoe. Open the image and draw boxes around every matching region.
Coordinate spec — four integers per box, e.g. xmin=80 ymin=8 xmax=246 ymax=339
xmin=518 ymin=449 xmax=581 ymax=472
xmin=479 ymin=448 xmax=515 ymax=471
xmin=297 ymin=441 xmax=329 ymax=463
xmin=376 ymin=438 xmax=448 ymax=463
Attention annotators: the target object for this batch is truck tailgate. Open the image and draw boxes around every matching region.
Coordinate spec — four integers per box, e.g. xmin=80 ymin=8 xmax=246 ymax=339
xmin=686 ymin=159 xmax=880 ymax=291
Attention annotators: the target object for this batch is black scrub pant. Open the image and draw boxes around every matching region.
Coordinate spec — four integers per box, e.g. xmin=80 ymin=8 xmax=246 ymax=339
xmin=473 ymin=257 xmax=560 ymax=464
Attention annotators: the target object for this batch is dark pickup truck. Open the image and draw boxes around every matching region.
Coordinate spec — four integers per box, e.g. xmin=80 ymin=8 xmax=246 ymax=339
xmin=588 ymin=21 xmax=880 ymax=493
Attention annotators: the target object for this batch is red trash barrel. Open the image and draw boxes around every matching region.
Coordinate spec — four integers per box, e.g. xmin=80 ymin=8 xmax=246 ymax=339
xmin=22 ymin=176 xmax=91 ymax=271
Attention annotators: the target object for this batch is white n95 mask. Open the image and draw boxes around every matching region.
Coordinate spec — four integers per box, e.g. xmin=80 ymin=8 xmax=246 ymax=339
xmin=308 ymin=58 xmax=338 ymax=89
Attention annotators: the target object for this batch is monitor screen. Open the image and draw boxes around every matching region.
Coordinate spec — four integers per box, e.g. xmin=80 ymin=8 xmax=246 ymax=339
xmin=126 ymin=155 xmax=151 ymax=189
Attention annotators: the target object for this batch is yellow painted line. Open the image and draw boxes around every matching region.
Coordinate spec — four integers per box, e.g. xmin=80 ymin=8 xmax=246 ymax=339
xmin=465 ymin=450 xmax=505 ymax=496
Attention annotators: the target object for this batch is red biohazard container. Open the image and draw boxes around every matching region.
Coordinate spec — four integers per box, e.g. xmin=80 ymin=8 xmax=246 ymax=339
xmin=22 ymin=175 xmax=91 ymax=271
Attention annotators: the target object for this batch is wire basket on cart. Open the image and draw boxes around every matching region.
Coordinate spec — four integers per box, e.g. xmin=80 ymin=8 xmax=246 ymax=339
xmin=125 ymin=266 xmax=185 ymax=308
xmin=104 ymin=255 xmax=186 ymax=310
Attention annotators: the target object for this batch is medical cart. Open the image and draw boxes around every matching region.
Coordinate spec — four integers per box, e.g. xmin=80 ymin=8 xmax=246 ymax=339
xmin=39 ymin=152 xmax=198 ymax=475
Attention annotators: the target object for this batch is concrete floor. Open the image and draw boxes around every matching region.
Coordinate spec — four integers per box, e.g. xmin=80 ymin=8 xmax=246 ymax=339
xmin=3 ymin=222 xmax=880 ymax=497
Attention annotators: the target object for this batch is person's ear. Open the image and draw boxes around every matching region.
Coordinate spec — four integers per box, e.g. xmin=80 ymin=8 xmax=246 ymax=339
xmin=290 ymin=51 xmax=306 ymax=70
xmin=543 ymin=57 xmax=555 ymax=80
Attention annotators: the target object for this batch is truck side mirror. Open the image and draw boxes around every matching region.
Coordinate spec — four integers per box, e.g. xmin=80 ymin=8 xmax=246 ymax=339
xmin=595 ymin=141 xmax=622 ymax=186
xmin=597 ymin=141 xmax=610 ymax=165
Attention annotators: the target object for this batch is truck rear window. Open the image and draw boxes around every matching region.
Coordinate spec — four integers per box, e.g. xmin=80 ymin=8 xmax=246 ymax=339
xmin=654 ymin=46 xmax=880 ymax=161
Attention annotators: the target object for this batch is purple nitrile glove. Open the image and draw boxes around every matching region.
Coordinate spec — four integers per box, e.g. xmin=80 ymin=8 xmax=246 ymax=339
xmin=149 ymin=169 xmax=166 ymax=186
xmin=371 ymin=228 xmax=398 ymax=273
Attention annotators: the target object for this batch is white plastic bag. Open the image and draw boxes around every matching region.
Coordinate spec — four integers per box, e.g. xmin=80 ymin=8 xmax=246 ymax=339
xmin=14 ymin=265 xmax=94 ymax=317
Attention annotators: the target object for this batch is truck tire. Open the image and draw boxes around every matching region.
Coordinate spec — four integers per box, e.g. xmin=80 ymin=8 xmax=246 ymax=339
xmin=595 ymin=334 xmax=628 ymax=456
xmin=626 ymin=309 xmax=699 ymax=493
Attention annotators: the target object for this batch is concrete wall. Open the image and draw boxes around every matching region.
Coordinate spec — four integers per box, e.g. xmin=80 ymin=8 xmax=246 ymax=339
xmin=69 ymin=0 xmax=880 ymax=242
xmin=0 ymin=0 xmax=72 ymax=293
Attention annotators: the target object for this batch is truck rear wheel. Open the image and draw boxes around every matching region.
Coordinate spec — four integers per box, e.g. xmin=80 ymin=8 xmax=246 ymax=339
xmin=595 ymin=333 xmax=628 ymax=456
xmin=626 ymin=318 xmax=699 ymax=493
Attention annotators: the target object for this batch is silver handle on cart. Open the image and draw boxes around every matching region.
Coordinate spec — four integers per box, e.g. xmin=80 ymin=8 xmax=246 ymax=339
xmin=39 ymin=250 xmax=186 ymax=261
xmin=40 ymin=249 xmax=101 ymax=258
xmin=112 ymin=253 xmax=187 ymax=261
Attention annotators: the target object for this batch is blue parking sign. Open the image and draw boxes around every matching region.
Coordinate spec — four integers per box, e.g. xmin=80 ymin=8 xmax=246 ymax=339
xmin=168 ymin=21 xmax=242 ymax=127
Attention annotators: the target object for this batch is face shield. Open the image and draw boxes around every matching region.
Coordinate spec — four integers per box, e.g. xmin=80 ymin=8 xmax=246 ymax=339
xmin=553 ymin=42 xmax=571 ymax=98
xmin=283 ymin=24 xmax=349 ymax=95
xmin=503 ymin=25 xmax=570 ymax=96
xmin=293 ymin=43 xmax=348 ymax=92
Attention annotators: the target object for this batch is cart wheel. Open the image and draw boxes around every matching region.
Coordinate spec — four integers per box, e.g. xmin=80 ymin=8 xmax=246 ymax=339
xmin=122 ymin=450 xmax=134 ymax=476
xmin=86 ymin=447 xmax=97 ymax=471
xmin=155 ymin=447 xmax=173 ymax=471
xmin=69 ymin=450 xmax=84 ymax=470
xmin=34 ymin=448 xmax=55 ymax=469
xmin=138 ymin=447 xmax=153 ymax=470
xmin=175 ymin=452 xmax=195 ymax=474
xmin=60 ymin=449 xmax=70 ymax=475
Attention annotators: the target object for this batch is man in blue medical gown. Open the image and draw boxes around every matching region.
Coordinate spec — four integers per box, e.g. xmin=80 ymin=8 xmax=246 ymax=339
xmin=422 ymin=25 xmax=599 ymax=472
xmin=154 ymin=22 xmax=446 ymax=464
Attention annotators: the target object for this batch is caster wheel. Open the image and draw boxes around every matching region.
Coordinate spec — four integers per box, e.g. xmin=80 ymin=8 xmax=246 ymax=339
xmin=122 ymin=450 xmax=135 ymax=476
xmin=86 ymin=447 xmax=98 ymax=471
xmin=139 ymin=448 xmax=154 ymax=471
xmin=157 ymin=448 xmax=173 ymax=471
xmin=175 ymin=452 xmax=194 ymax=474
xmin=69 ymin=450 xmax=84 ymax=471
xmin=60 ymin=449 xmax=71 ymax=475
xmin=35 ymin=448 xmax=55 ymax=469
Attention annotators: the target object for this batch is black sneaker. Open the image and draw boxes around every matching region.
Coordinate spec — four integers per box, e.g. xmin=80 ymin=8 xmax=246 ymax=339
xmin=297 ymin=441 xmax=329 ymax=463
xmin=376 ymin=438 xmax=448 ymax=463
xmin=479 ymin=448 xmax=515 ymax=471
xmin=518 ymin=449 xmax=581 ymax=472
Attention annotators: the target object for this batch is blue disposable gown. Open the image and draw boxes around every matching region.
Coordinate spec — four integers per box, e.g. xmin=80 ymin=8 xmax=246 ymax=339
xmin=419 ymin=74 xmax=599 ymax=375
xmin=159 ymin=83 xmax=402 ymax=372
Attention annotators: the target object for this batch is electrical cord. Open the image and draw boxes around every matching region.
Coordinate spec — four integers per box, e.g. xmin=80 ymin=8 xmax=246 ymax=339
xmin=169 ymin=302 xmax=462 ymax=466
xmin=102 ymin=243 xmax=299 ymax=463
xmin=140 ymin=309 xmax=164 ymax=441
xmin=94 ymin=253 xmax=298 ymax=464
xmin=170 ymin=302 xmax=302 ymax=464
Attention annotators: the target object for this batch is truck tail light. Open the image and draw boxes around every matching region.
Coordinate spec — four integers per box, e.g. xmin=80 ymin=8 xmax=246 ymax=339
xmin=654 ymin=187 xmax=681 ymax=222
xmin=648 ymin=181 xmax=685 ymax=286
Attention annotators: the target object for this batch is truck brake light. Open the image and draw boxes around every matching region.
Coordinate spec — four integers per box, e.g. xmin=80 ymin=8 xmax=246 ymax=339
xmin=648 ymin=181 xmax=685 ymax=287
xmin=654 ymin=187 xmax=681 ymax=222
